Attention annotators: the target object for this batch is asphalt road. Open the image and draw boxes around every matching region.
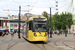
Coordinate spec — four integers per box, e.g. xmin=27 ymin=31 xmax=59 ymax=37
xmin=0 ymin=33 xmax=75 ymax=50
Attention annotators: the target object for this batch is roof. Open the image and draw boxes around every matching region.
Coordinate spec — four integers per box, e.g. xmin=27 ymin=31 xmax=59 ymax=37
xmin=9 ymin=19 xmax=25 ymax=23
xmin=0 ymin=17 xmax=8 ymax=19
xmin=28 ymin=16 xmax=47 ymax=21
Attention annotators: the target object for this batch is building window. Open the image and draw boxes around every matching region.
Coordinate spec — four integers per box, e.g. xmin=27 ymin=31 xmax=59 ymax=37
xmin=10 ymin=24 xmax=13 ymax=28
xmin=20 ymin=25 xmax=22 ymax=28
xmin=14 ymin=25 xmax=17 ymax=28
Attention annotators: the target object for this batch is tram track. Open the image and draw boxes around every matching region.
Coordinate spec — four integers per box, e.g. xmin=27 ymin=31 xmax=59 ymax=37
xmin=62 ymin=38 xmax=75 ymax=50
xmin=32 ymin=38 xmax=64 ymax=50
xmin=33 ymin=41 xmax=59 ymax=50
xmin=0 ymin=36 xmax=8 ymax=44
xmin=42 ymin=43 xmax=46 ymax=50
xmin=34 ymin=42 xmax=46 ymax=50
xmin=53 ymin=39 xmax=64 ymax=50
xmin=22 ymin=36 xmax=47 ymax=50
xmin=7 ymin=36 xmax=26 ymax=50
xmin=45 ymin=43 xmax=59 ymax=50
xmin=7 ymin=36 xmax=13 ymax=50
xmin=53 ymin=38 xmax=75 ymax=50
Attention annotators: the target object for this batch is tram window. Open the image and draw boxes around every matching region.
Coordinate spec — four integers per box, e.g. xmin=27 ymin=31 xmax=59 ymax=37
xmin=31 ymin=22 xmax=33 ymax=30
xmin=29 ymin=22 xmax=31 ymax=30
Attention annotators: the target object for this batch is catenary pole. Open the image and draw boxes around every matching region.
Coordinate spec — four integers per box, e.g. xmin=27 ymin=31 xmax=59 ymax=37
xmin=65 ymin=11 xmax=67 ymax=37
xmin=18 ymin=6 xmax=21 ymax=39
xmin=50 ymin=7 xmax=52 ymax=38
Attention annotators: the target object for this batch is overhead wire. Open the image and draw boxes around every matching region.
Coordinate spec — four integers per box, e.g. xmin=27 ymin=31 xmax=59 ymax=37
xmin=71 ymin=0 xmax=74 ymax=13
xmin=72 ymin=4 xmax=74 ymax=13
xmin=5 ymin=0 xmax=8 ymax=10
xmin=12 ymin=0 xmax=40 ymax=16
xmin=12 ymin=0 xmax=28 ymax=9
xmin=48 ymin=0 xmax=60 ymax=14
xmin=54 ymin=0 xmax=73 ymax=13
xmin=4 ymin=0 xmax=11 ymax=15
xmin=12 ymin=0 xmax=55 ymax=14
xmin=12 ymin=0 xmax=38 ymax=12
xmin=13 ymin=0 xmax=22 ymax=6
xmin=66 ymin=1 xmax=72 ymax=12
xmin=58 ymin=0 xmax=70 ymax=9
xmin=31 ymin=0 xmax=38 ymax=10
xmin=30 ymin=10 xmax=42 ymax=14
xmin=48 ymin=0 xmax=56 ymax=9
xmin=58 ymin=0 xmax=71 ymax=13
xmin=58 ymin=0 xmax=67 ymax=3
xmin=6 ymin=0 xmax=73 ymax=15
xmin=63 ymin=4 xmax=69 ymax=12
xmin=68 ymin=1 xmax=73 ymax=13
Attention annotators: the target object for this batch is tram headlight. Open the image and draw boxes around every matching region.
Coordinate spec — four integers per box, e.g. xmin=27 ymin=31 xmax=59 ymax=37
xmin=44 ymin=33 xmax=47 ymax=36
xmin=34 ymin=33 xmax=37 ymax=36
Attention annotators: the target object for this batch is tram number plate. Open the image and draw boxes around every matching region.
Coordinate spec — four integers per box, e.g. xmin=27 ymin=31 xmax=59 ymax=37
xmin=39 ymin=35 xmax=42 ymax=36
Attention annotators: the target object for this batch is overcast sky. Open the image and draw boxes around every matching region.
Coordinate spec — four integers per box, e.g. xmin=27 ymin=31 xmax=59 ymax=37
xmin=0 ymin=0 xmax=74 ymax=17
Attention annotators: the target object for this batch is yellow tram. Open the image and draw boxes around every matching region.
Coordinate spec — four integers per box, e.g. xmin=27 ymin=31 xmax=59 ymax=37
xmin=23 ymin=16 xmax=48 ymax=41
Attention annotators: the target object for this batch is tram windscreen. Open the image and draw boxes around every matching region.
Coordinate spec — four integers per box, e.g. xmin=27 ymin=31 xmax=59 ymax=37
xmin=33 ymin=21 xmax=47 ymax=32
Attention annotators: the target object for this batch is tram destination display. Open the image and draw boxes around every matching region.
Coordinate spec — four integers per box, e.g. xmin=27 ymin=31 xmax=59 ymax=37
xmin=33 ymin=18 xmax=46 ymax=21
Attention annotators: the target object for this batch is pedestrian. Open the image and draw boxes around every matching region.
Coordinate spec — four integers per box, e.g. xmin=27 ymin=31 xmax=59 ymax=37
xmin=11 ymin=31 xmax=14 ymax=37
xmin=2 ymin=31 xmax=5 ymax=36
xmin=6 ymin=32 xmax=8 ymax=35
xmin=73 ymin=30 xmax=75 ymax=37
xmin=53 ymin=31 xmax=55 ymax=35
xmin=64 ymin=30 xmax=68 ymax=37
xmin=57 ymin=30 xmax=59 ymax=36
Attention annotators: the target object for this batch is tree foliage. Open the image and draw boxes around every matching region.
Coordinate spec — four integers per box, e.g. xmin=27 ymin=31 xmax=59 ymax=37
xmin=66 ymin=13 xmax=73 ymax=29
xmin=53 ymin=13 xmax=64 ymax=30
xmin=72 ymin=19 xmax=75 ymax=24
xmin=42 ymin=11 xmax=48 ymax=18
xmin=42 ymin=11 xmax=73 ymax=30
xmin=52 ymin=12 xmax=73 ymax=30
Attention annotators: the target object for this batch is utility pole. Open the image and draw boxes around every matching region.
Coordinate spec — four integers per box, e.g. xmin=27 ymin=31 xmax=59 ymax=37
xmin=50 ymin=7 xmax=52 ymax=38
xmin=3 ymin=6 xmax=29 ymax=39
xmin=65 ymin=11 xmax=67 ymax=37
xmin=18 ymin=6 xmax=21 ymax=39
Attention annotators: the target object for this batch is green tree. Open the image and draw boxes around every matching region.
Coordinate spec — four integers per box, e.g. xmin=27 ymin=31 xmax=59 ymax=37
xmin=66 ymin=13 xmax=73 ymax=33
xmin=53 ymin=12 xmax=73 ymax=32
xmin=48 ymin=17 xmax=54 ymax=30
xmin=53 ymin=13 xmax=63 ymax=30
xmin=42 ymin=12 xmax=73 ymax=32
xmin=66 ymin=13 xmax=73 ymax=29
xmin=42 ymin=11 xmax=48 ymax=18
xmin=72 ymin=19 xmax=75 ymax=25
xmin=60 ymin=12 xmax=66 ymax=30
xmin=42 ymin=11 xmax=54 ymax=30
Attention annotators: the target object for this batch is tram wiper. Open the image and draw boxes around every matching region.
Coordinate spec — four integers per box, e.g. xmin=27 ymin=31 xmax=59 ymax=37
xmin=38 ymin=31 xmax=41 ymax=34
